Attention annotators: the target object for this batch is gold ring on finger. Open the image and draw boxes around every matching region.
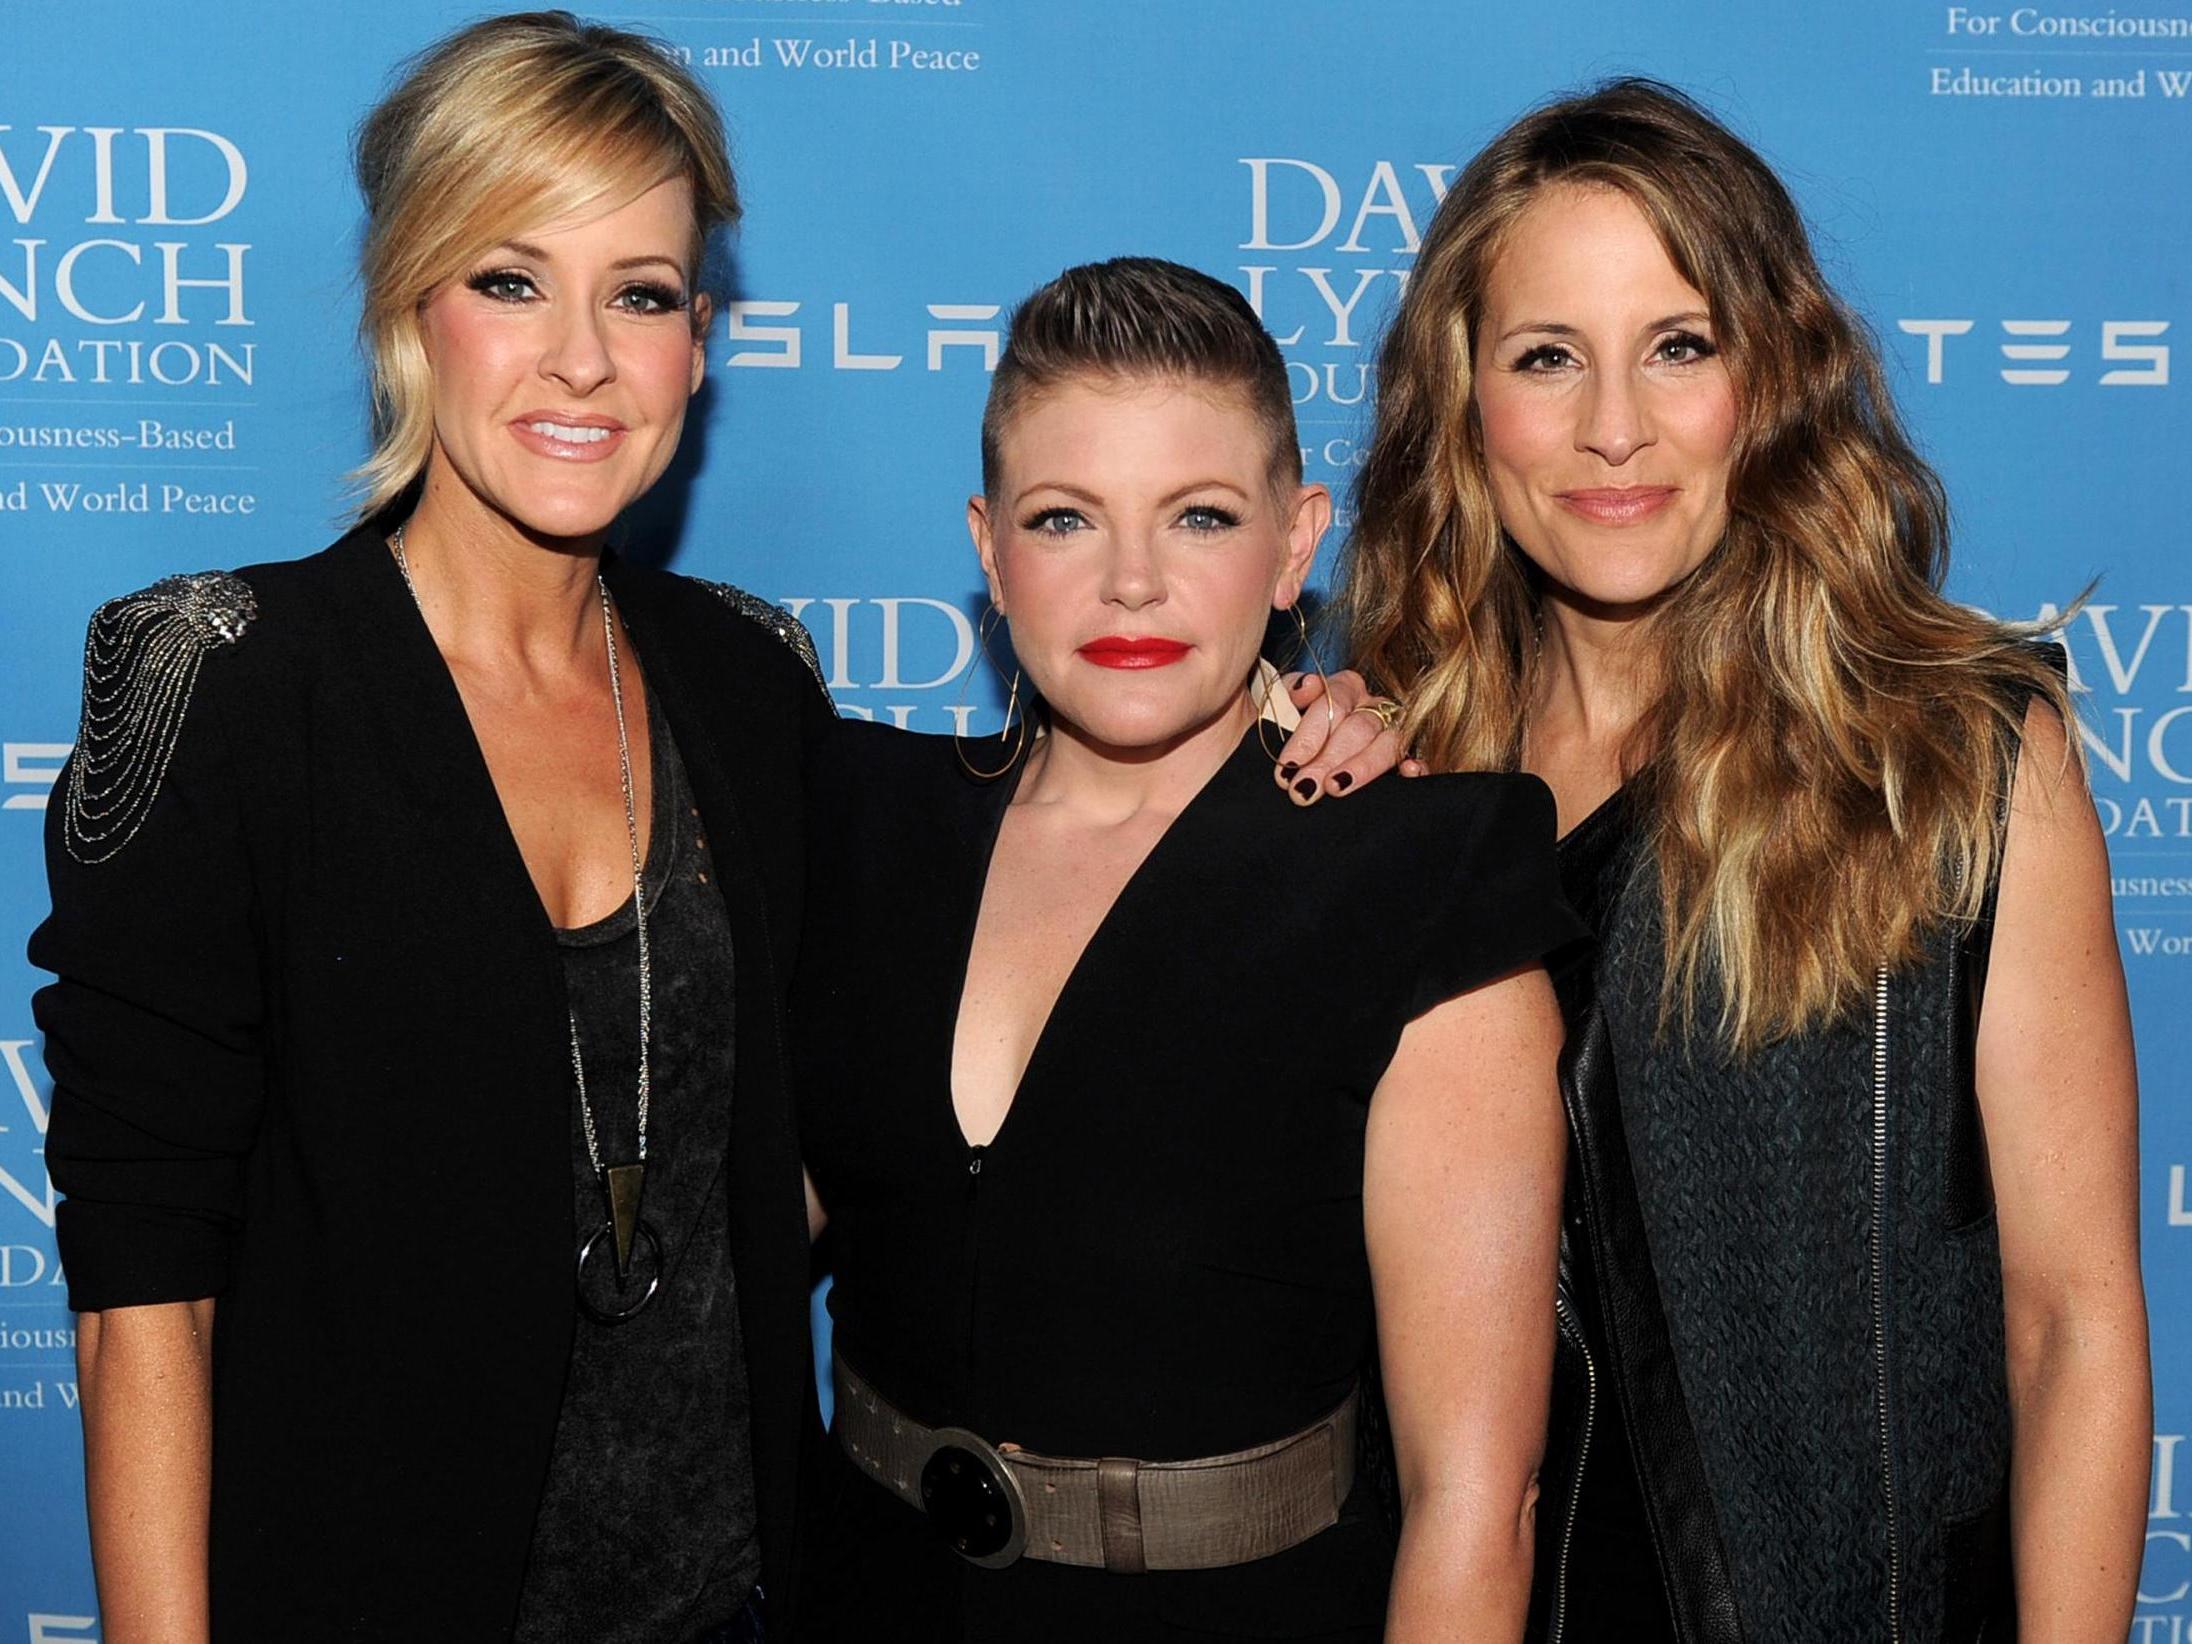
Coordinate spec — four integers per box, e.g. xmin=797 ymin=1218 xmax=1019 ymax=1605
xmin=1347 ymin=698 xmax=1404 ymax=733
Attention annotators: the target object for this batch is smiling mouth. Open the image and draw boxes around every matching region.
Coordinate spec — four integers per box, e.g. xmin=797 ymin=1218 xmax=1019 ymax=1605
xmin=511 ymin=417 xmax=628 ymax=462
xmin=1555 ymin=486 xmax=1678 ymax=525
xmin=526 ymin=420 xmax=616 ymax=444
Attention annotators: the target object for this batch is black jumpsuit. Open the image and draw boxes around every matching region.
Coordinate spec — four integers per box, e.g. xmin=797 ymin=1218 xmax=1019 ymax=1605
xmin=795 ymin=718 xmax=1582 ymax=1642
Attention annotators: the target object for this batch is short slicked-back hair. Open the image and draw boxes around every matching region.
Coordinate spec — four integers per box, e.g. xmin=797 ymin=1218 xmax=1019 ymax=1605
xmin=979 ymin=257 xmax=1302 ymax=496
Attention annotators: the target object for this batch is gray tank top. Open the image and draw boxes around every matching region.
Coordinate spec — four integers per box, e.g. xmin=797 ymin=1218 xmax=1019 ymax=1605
xmin=514 ymin=695 xmax=761 ymax=1641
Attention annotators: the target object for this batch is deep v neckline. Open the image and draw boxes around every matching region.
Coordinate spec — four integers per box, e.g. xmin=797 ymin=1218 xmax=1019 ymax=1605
xmin=372 ymin=536 xmax=661 ymax=938
xmin=943 ymin=727 xmax=1257 ymax=1154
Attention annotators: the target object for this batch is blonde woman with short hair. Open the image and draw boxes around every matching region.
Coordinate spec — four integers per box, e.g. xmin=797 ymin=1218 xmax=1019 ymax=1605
xmin=35 ymin=15 xmax=820 ymax=1639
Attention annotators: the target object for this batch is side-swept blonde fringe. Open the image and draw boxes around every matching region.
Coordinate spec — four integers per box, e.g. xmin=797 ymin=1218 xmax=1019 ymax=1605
xmin=1342 ymin=79 xmax=2076 ymax=1053
xmin=351 ymin=11 xmax=739 ymax=523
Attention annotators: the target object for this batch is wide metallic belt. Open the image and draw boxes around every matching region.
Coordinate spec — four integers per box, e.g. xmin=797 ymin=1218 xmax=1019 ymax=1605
xmin=832 ymin=1354 xmax=1358 ymax=1573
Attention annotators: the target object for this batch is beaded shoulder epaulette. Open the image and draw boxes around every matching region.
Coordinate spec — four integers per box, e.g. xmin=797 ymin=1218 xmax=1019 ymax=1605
xmin=64 ymin=571 xmax=256 ymax=864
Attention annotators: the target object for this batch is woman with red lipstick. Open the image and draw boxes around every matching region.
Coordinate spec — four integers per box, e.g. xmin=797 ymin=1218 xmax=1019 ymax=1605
xmin=1336 ymin=80 xmax=2147 ymax=1642
xmin=793 ymin=258 xmax=1583 ymax=1644
xmin=32 ymin=18 xmax=827 ymax=1639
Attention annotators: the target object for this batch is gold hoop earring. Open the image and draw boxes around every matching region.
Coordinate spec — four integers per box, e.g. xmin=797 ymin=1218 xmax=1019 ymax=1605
xmin=956 ymin=602 xmax=1029 ymax=781
xmin=1256 ymin=600 xmax=1335 ymax=765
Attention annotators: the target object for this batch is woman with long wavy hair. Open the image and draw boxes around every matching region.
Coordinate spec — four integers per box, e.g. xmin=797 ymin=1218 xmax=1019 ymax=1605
xmin=1337 ymin=79 xmax=2147 ymax=1642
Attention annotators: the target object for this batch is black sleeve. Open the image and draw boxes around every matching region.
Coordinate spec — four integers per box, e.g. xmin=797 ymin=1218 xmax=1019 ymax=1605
xmin=675 ymin=570 xmax=840 ymax=788
xmin=803 ymin=714 xmax=932 ymax=856
xmin=1402 ymin=774 xmax=1591 ymax=1022
xmin=798 ymin=629 xmax=840 ymax=767
xmin=28 ymin=645 xmax=265 ymax=1312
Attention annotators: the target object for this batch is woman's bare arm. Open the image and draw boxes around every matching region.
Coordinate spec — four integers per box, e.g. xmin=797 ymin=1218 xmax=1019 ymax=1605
xmin=76 ymin=1298 xmax=217 ymax=1644
xmin=1979 ymin=701 xmax=2150 ymax=1639
xmin=1367 ymin=964 xmax=1566 ymax=1643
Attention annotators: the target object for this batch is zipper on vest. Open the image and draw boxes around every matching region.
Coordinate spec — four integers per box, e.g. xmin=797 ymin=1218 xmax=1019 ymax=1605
xmin=1549 ymin=1285 xmax=1597 ymax=1644
xmin=1869 ymin=965 xmax=1904 ymax=1643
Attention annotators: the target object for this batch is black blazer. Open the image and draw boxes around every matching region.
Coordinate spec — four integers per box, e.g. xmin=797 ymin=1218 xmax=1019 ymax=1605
xmin=32 ymin=526 xmax=833 ymax=1639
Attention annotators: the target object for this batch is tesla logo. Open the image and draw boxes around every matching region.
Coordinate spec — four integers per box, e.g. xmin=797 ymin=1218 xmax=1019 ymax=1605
xmin=1898 ymin=318 xmax=2169 ymax=386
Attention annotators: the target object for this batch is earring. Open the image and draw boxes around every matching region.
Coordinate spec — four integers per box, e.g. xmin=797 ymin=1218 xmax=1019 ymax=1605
xmin=956 ymin=602 xmax=1029 ymax=781
xmin=1256 ymin=600 xmax=1336 ymax=766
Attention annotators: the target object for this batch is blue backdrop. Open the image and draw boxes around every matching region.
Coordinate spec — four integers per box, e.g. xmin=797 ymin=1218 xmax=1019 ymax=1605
xmin=5 ymin=1 xmax=2189 ymax=1632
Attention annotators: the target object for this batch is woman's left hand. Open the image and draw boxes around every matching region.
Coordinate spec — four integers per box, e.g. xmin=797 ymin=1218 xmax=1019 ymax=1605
xmin=1274 ymin=670 xmax=1425 ymax=805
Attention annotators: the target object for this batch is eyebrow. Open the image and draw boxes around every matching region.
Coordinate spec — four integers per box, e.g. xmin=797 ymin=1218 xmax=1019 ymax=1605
xmin=493 ymin=240 xmax=686 ymax=276
xmin=1496 ymin=310 xmax=1712 ymax=345
xmin=1013 ymin=478 xmax=1254 ymax=510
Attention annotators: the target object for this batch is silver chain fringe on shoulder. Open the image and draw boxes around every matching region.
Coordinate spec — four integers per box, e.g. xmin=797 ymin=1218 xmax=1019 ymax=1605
xmin=64 ymin=571 xmax=257 ymax=864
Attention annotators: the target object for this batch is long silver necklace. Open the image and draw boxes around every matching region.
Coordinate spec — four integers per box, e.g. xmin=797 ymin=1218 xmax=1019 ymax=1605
xmin=390 ymin=525 xmax=661 ymax=1322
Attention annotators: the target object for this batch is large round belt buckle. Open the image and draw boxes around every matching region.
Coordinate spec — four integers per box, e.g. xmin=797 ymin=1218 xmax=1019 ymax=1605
xmin=919 ymin=1427 xmax=1029 ymax=1568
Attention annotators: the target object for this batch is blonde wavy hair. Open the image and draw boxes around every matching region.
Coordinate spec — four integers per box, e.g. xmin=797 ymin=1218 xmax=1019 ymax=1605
xmin=1342 ymin=79 xmax=2072 ymax=1051
xmin=351 ymin=11 xmax=739 ymax=523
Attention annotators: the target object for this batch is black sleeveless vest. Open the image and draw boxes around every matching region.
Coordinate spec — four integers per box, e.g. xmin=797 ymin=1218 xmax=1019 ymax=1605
xmin=1541 ymin=792 xmax=2015 ymax=1644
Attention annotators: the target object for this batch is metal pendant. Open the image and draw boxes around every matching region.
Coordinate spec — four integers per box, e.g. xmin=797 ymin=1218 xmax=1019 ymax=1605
xmin=575 ymin=1214 xmax=663 ymax=1325
xmin=605 ymin=1160 xmax=646 ymax=1279
xmin=573 ymin=1162 xmax=659 ymax=1325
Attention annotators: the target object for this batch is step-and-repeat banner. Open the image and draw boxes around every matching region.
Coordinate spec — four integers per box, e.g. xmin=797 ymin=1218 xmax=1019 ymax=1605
xmin=5 ymin=1 xmax=2189 ymax=1632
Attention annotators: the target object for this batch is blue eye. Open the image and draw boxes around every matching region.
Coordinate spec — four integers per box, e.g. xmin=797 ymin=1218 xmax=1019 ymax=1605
xmin=465 ymin=268 xmax=538 ymax=304
xmin=1022 ymin=507 xmax=1086 ymax=536
xmin=1179 ymin=505 xmax=1242 ymax=533
xmin=616 ymin=281 xmax=688 ymax=316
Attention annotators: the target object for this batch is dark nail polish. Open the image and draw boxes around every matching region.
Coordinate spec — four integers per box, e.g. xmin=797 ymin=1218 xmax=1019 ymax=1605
xmin=1293 ymin=778 xmax=1318 ymax=800
xmin=1279 ymin=762 xmax=1299 ymax=781
xmin=1331 ymin=772 xmax=1353 ymax=792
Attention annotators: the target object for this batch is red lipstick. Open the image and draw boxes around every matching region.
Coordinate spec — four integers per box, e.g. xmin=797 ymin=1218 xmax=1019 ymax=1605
xmin=1077 ymin=636 xmax=1192 ymax=670
xmin=1556 ymin=486 xmax=1677 ymax=525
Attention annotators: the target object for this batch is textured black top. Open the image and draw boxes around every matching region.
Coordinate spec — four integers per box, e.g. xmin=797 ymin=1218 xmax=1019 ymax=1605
xmin=1595 ymin=807 xmax=2018 ymax=1641
xmin=795 ymin=719 xmax=1585 ymax=1643
xmin=514 ymin=700 xmax=761 ymax=1640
